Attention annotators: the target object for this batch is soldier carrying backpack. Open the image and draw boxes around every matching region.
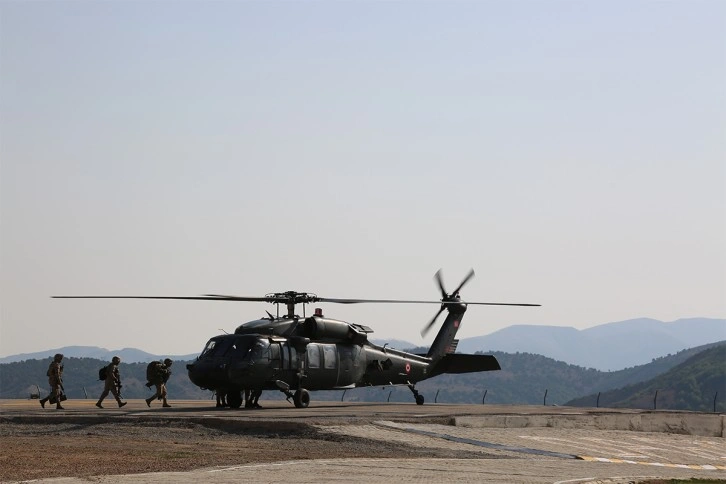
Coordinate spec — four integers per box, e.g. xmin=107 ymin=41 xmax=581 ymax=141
xmin=145 ymin=358 xmax=173 ymax=408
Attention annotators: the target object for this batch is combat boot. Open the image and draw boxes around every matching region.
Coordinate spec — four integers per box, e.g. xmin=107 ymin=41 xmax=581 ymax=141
xmin=145 ymin=397 xmax=152 ymax=407
xmin=118 ymin=401 xmax=127 ymax=408
xmin=39 ymin=398 xmax=47 ymax=408
xmin=56 ymin=403 xmax=64 ymax=410
xmin=162 ymin=399 xmax=171 ymax=408
xmin=95 ymin=401 xmax=104 ymax=408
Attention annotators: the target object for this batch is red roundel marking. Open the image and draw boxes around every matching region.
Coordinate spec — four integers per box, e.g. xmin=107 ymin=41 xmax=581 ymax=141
xmin=405 ymin=363 xmax=411 ymax=373
xmin=454 ymin=320 xmax=460 ymax=328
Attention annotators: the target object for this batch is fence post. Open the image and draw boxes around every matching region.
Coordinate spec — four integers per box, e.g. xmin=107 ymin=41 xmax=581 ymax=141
xmin=543 ymin=389 xmax=548 ymax=406
xmin=341 ymin=389 xmax=347 ymax=402
xmin=596 ymin=392 xmax=601 ymax=408
xmin=83 ymin=387 xmax=88 ymax=399
xmin=482 ymin=389 xmax=487 ymax=404
xmin=653 ymin=390 xmax=658 ymax=410
xmin=435 ymin=389 xmax=440 ymax=403
xmin=714 ymin=392 xmax=718 ymax=413
xmin=387 ymin=390 xmax=392 ymax=402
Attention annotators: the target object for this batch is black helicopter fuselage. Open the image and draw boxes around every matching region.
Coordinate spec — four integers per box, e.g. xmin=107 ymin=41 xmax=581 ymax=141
xmin=186 ymin=316 xmax=433 ymax=393
xmin=186 ymin=300 xmax=502 ymax=408
xmin=54 ymin=272 xmax=536 ymax=408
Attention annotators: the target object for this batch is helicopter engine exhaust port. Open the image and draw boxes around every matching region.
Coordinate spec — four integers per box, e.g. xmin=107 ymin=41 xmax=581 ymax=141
xmin=302 ymin=318 xmax=368 ymax=344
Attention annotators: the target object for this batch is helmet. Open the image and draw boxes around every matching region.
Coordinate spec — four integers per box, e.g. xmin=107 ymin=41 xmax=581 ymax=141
xmin=112 ymin=356 xmax=121 ymax=364
xmin=54 ymin=353 xmax=63 ymax=361
xmin=163 ymin=358 xmax=173 ymax=366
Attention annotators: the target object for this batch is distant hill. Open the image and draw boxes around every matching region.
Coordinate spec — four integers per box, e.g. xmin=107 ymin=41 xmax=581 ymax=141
xmin=4 ymin=342 xmax=722 ymax=412
xmin=565 ymin=343 xmax=726 ymax=412
xmin=457 ymin=317 xmax=726 ymax=370
xmin=4 ymin=318 xmax=723 ymax=371
xmin=397 ymin=341 xmax=726 ymax=409
xmin=0 ymin=346 xmax=199 ymax=364
xmin=0 ymin=357 xmax=211 ymax=400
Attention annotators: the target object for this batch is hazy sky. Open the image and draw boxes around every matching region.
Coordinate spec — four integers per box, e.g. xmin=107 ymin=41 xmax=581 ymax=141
xmin=1 ymin=1 xmax=724 ymax=358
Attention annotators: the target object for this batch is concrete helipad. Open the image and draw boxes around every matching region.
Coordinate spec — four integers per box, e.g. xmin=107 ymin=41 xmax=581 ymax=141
xmin=1 ymin=399 xmax=724 ymax=483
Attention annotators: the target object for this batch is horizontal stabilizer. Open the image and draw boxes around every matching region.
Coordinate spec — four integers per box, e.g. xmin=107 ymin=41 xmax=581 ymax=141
xmin=430 ymin=354 xmax=500 ymax=377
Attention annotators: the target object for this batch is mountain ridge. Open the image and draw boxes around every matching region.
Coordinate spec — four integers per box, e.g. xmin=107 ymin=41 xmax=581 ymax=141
xmin=2 ymin=317 xmax=724 ymax=370
xmin=456 ymin=317 xmax=725 ymax=370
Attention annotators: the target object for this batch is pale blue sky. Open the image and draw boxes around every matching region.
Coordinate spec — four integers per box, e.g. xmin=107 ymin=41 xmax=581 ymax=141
xmin=1 ymin=0 xmax=724 ymax=357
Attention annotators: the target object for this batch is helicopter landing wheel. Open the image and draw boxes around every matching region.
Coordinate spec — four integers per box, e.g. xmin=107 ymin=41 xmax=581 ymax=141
xmin=293 ymin=388 xmax=310 ymax=408
xmin=415 ymin=394 xmax=424 ymax=405
xmin=227 ymin=390 xmax=243 ymax=409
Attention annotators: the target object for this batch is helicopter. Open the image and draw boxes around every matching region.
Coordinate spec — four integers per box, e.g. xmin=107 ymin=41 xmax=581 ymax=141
xmin=53 ymin=269 xmax=539 ymax=408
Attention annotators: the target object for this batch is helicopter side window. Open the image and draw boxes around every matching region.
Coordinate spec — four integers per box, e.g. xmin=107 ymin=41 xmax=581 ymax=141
xmin=282 ymin=345 xmax=297 ymax=370
xmin=306 ymin=345 xmax=321 ymax=369
xmin=322 ymin=344 xmax=337 ymax=369
xmin=269 ymin=343 xmax=280 ymax=361
xmin=250 ymin=339 xmax=269 ymax=359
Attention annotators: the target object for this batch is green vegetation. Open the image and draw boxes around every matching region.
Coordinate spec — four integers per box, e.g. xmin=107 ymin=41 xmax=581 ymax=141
xmin=2 ymin=342 xmax=723 ymax=412
xmin=0 ymin=357 xmax=211 ymax=400
xmin=566 ymin=344 xmax=726 ymax=412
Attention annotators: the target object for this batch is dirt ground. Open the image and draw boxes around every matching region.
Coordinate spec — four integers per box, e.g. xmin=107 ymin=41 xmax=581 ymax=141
xmin=0 ymin=419 xmax=492 ymax=482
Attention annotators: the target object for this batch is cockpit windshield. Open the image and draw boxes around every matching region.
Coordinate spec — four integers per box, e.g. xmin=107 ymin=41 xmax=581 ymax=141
xmin=199 ymin=335 xmax=269 ymax=361
xmin=200 ymin=339 xmax=218 ymax=358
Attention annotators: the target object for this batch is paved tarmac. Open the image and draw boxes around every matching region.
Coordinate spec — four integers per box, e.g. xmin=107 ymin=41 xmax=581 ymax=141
xmin=2 ymin=399 xmax=724 ymax=483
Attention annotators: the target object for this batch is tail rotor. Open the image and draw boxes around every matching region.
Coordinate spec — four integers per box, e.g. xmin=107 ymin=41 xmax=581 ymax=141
xmin=420 ymin=269 xmax=475 ymax=337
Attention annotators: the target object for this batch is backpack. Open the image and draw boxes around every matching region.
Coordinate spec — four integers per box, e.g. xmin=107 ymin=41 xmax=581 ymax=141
xmin=98 ymin=366 xmax=107 ymax=381
xmin=146 ymin=361 xmax=162 ymax=383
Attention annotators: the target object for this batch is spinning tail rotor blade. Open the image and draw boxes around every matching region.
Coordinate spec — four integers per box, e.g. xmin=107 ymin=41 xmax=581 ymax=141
xmin=452 ymin=268 xmax=475 ymax=296
xmin=434 ymin=269 xmax=446 ymax=298
xmin=421 ymin=305 xmax=446 ymax=337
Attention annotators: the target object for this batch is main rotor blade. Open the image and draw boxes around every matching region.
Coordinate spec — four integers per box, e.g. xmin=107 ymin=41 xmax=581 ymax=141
xmin=452 ymin=268 xmax=475 ymax=296
xmin=320 ymin=297 xmax=540 ymax=306
xmin=52 ymin=295 xmax=270 ymax=302
xmin=52 ymin=295 xmax=541 ymax=306
xmin=421 ymin=306 xmax=446 ymax=338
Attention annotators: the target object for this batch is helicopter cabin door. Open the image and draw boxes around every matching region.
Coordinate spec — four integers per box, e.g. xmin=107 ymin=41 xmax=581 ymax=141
xmin=304 ymin=343 xmax=337 ymax=390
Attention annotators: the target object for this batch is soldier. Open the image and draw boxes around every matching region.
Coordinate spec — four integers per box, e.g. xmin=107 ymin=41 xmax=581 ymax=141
xmin=39 ymin=353 xmax=65 ymax=409
xmin=96 ymin=356 xmax=127 ymax=408
xmin=145 ymin=358 xmax=172 ymax=408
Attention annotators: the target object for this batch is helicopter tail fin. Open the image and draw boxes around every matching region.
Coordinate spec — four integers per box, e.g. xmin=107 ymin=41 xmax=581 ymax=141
xmin=425 ymin=308 xmax=466 ymax=362
xmin=429 ymin=353 xmax=500 ymax=378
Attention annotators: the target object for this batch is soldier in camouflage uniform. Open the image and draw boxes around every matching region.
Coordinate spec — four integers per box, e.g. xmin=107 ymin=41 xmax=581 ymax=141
xmin=39 ymin=353 xmax=64 ymax=409
xmin=96 ymin=356 xmax=127 ymax=408
xmin=145 ymin=358 xmax=173 ymax=408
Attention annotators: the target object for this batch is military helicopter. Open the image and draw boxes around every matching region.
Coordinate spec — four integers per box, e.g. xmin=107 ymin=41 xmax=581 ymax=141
xmin=54 ymin=269 xmax=539 ymax=408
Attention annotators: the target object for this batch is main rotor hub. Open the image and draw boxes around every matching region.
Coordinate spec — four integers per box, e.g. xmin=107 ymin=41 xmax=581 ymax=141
xmin=265 ymin=291 xmax=319 ymax=318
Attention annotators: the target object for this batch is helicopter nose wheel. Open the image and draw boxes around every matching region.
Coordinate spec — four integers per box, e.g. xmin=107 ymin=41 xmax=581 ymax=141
xmin=293 ymin=388 xmax=310 ymax=408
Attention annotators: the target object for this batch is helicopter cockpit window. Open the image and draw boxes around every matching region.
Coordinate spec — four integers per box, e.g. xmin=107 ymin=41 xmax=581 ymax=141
xmin=250 ymin=339 xmax=270 ymax=359
xmin=307 ymin=345 xmax=321 ymax=369
xmin=227 ymin=336 xmax=255 ymax=358
xmin=200 ymin=340 xmax=217 ymax=357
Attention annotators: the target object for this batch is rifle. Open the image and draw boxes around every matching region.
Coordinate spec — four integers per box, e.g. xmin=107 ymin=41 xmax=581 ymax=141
xmin=49 ymin=380 xmax=68 ymax=404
